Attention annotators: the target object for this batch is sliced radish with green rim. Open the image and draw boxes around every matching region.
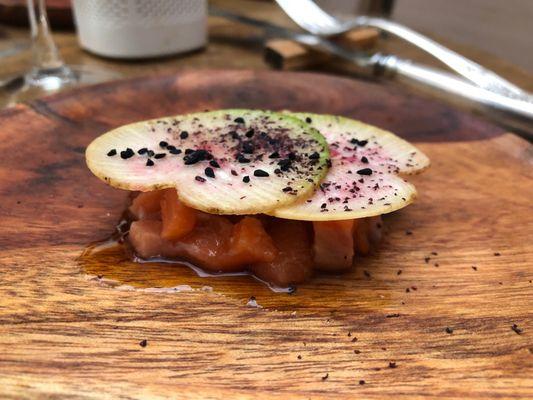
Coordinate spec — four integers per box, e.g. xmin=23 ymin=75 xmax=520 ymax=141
xmin=270 ymin=113 xmax=430 ymax=221
xmin=86 ymin=109 xmax=330 ymax=215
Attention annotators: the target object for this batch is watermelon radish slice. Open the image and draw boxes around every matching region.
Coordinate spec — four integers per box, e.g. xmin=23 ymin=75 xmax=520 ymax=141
xmin=86 ymin=109 xmax=330 ymax=215
xmin=270 ymin=113 xmax=430 ymax=221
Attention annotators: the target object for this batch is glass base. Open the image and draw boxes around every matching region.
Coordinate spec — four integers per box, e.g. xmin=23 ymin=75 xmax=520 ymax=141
xmin=1 ymin=64 xmax=121 ymax=108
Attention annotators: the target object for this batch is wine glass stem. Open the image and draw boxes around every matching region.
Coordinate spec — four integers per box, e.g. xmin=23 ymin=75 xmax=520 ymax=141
xmin=27 ymin=0 xmax=66 ymax=72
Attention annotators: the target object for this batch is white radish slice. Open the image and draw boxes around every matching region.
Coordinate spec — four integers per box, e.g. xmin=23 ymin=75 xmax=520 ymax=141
xmin=270 ymin=113 xmax=430 ymax=221
xmin=85 ymin=109 xmax=330 ymax=215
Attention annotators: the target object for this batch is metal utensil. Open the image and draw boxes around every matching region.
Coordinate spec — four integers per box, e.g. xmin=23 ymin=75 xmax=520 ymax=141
xmin=210 ymin=7 xmax=533 ymax=137
xmin=275 ymin=0 xmax=533 ymax=102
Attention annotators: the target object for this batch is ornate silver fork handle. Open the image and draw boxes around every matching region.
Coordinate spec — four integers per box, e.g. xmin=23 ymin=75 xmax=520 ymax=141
xmin=342 ymin=16 xmax=533 ymax=102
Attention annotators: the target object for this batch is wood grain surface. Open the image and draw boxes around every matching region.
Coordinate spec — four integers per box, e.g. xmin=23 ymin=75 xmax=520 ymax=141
xmin=0 ymin=70 xmax=531 ymax=399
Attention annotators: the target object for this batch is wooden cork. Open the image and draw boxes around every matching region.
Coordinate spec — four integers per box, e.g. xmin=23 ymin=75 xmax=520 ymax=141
xmin=264 ymin=27 xmax=379 ymax=70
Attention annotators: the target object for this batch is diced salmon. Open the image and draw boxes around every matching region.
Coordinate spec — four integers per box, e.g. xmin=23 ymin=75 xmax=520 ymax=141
xmin=312 ymin=220 xmax=355 ymax=271
xmin=160 ymin=188 xmax=197 ymax=241
xmin=129 ymin=190 xmax=164 ymax=220
xmin=228 ymin=217 xmax=277 ymax=264
xmin=252 ymin=219 xmax=313 ymax=287
xmin=354 ymin=218 xmax=370 ymax=255
xmin=129 ymin=213 xmax=276 ymax=273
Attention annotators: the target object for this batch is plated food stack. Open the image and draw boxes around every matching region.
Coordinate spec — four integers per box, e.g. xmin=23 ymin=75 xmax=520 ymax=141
xmin=86 ymin=109 xmax=429 ymax=288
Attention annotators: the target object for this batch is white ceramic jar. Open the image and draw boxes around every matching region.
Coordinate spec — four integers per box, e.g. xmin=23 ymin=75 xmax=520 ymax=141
xmin=72 ymin=0 xmax=207 ymax=59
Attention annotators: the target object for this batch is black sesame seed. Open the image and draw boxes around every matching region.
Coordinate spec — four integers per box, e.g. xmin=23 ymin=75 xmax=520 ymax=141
xmin=269 ymin=151 xmax=280 ymax=159
xmin=309 ymin=152 xmax=320 ymax=159
xmin=278 ymin=159 xmax=291 ymax=171
xmin=358 ymin=140 xmax=368 ymax=147
xmin=357 ymin=168 xmax=373 ymax=175
xmin=288 ymin=152 xmax=296 ymax=160
xmin=139 ymin=339 xmax=147 ymax=347
xmin=389 ymin=362 xmax=397 ymax=368
xmin=147 ymin=150 xmax=155 ymax=157
xmin=282 ymin=186 xmax=293 ymax=192
xmin=237 ymin=154 xmax=250 ymax=163
xmin=243 ymin=176 xmax=250 ymax=183
xmin=184 ymin=149 xmax=209 ymax=165
xmin=195 ymin=176 xmax=206 ymax=182
xmin=159 ymin=141 xmax=168 ymax=148
xmin=245 ymin=129 xmax=255 ymax=138
xmin=146 ymin=159 xmax=154 ymax=167
xmin=180 ymin=131 xmax=189 ymax=139
xmin=234 ymin=117 xmax=245 ymax=124
xmin=120 ymin=148 xmax=134 ymax=159
xmin=254 ymin=169 xmax=269 ymax=177
xmin=305 ymin=117 xmax=312 ymax=123
xmin=231 ymin=169 xmax=238 ymax=176
xmin=321 ymin=203 xmax=327 ymax=209
xmin=361 ymin=156 xmax=369 ymax=164
xmin=169 ymin=148 xmax=181 ymax=154
xmin=209 ymin=160 xmax=220 ymax=168
xmin=359 ymin=380 xmax=365 ymax=385
xmin=107 ymin=149 xmax=117 ymax=157
xmin=166 ymin=145 xmax=176 ymax=151
xmin=154 ymin=153 xmax=166 ymax=159
xmin=185 ymin=149 xmax=194 ymax=154
xmin=445 ymin=327 xmax=453 ymax=334
xmin=205 ymin=167 xmax=215 ymax=178
xmin=138 ymin=148 xmax=148 ymax=155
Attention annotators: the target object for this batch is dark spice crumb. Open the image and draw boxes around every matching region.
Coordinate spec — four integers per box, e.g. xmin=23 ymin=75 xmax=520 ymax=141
xmin=243 ymin=176 xmax=250 ymax=183
xmin=357 ymin=168 xmax=372 ymax=175
xmin=445 ymin=327 xmax=453 ymax=334
xmin=386 ymin=313 xmax=400 ymax=318
xmin=154 ymin=153 xmax=166 ymax=159
xmin=195 ymin=176 xmax=206 ymax=183
xmin=494 ymin=252 xmax=501 ymax=256
xmin=397 ymin=269 xmax=402 ymax=275
xmin=511 ymin=324 xmax=523 ymax=335
xmin=139 ymin=339 xmax=147 ymax=347
xmin=424 ymin=256 xmax=431 ymax=263
xmin=269 ymin=151 xmax=280 ymax=159
xmin=321 ymin=373 xmax=329 ymax=381
xmin=359 ymin=380 xmax=365 ymax=385
xmin=405 ymin=230 xmax=413 ymax=235
xmin=309 ymin=152 xmax=320 ymax=159
xmin=231 ymin=169 xmax=238 ymax=176
xmin=389 ymin=361 xmax=397 ymax=368
xmin=146 ymin=159 xmax=154 ymax=167
xmin=242 ymin=141 xmax=254 ymax=154
xmin=305 ymin=117 xmax=312 ymax=123
xmin=205 ymin=167 xmax=215 ymax=178
xmin=361 ymin=156 xmax=369 ymax=164
xmin=354 ymin=349 xmax=361 ymax=354
xmin=180 ymin=131 xmax=189 ymax=139
xmin=237 ymin=154 xmax=251 ymax=163
xmin=471 ymin=266 xmax=478 ymax=271
xmin=434 ymin=263 xmax=439 ymax=267
xmin=107 ymin=149 xmax=117 ymax=157
xmin=405 ymin=288 xmax=410 ymax=293
xmin=351 ymin=337 xmax=358 ymax=342
xmin=254 ymin=169 xmax=269 ymax=177
xmin=297 ymin=355 xmax=302 ymax=360
xmin=159 ymin=141 xmax=168 ymax=148
xmin=363 ymin=270 xmax=371 ymax=278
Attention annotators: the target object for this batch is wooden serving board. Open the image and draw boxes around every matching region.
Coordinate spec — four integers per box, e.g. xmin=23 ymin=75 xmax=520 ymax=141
xmin=0 ymin=70 xmax=531 ymax=399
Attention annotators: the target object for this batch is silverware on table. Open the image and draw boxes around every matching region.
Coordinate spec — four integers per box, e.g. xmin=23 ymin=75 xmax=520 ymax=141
xmin=210 ymin=7 xmax=533 ymax=137
xmin=275 ymin=0 xmax=533 ymax=103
